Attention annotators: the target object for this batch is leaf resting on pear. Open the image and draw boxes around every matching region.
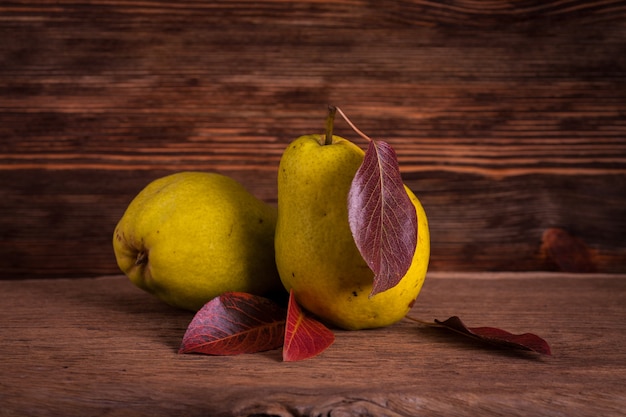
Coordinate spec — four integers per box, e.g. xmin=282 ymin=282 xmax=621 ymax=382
xmin=348 ymin=140 xmax=418 ymax=296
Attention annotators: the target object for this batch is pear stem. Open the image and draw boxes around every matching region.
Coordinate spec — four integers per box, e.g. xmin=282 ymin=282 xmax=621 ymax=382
xmin=324 ymin=105 xmax=336 ymax=145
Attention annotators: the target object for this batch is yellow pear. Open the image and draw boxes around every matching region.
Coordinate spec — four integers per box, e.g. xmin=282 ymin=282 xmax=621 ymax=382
xmin=113 ymin=171 xmax=281 ymax=311
xmin=275 ymin=132 xmax=430 ymax=330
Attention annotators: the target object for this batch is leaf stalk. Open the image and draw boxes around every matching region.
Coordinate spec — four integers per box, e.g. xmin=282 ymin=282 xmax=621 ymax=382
xmin=335 ymin=107 xmax=373 ymax=143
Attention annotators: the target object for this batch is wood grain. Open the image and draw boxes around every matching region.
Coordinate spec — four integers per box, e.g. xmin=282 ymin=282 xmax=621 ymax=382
xmin=1 ymin=272 xmax=625 ymax=416
xmin=1 ymin=0 xmax=626 ymax=278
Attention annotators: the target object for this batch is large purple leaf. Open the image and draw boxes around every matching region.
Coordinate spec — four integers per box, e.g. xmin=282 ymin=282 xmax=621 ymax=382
xmin=178 ymin=292 xmax=286 ymax=355
xmin=348 ymin=140 xmax=418 ymax=296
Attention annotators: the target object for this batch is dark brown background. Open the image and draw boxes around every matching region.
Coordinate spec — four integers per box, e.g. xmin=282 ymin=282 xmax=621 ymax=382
xmin=1 ymin=0 xmax=625 ymax=279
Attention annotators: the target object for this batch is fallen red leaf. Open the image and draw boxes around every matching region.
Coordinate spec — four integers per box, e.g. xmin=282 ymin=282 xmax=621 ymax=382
xmin=178 ymin=292 xmax=286 ymax=355
xmin=435 ymin=316 xmax=552 ymax=355
xmin=283 ymin=290 xmax=335 ymax=362
xmin=347 ymin=139 xmax=418 ymax=297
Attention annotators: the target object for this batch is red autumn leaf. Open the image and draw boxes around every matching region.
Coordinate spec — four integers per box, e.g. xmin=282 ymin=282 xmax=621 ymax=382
xmin=178 ymin=292 xmax=286 ymax=355
xmin=283 ymin=290 xmax=335 ymax=362
xmin=347 ymin=140 xmax=418 ymax=296
xmin=435 ymin=316 xmax=552 ymax=355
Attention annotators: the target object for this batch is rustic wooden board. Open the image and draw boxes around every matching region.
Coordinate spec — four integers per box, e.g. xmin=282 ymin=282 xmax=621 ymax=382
xmin=1 ymin=0 xmax=626 ymax=278
xmin=1 ymin=272 xmax=625 ymax=416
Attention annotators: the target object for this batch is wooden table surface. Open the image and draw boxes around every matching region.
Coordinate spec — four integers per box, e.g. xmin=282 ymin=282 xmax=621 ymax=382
xmin=1 ymin=272 xmax=625 ymax=416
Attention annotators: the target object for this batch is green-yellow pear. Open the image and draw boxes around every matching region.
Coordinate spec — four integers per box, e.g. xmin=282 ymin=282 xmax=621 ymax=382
xmin=275 ymin=132 xmax=430 ymax=330
xmin=113 ymin=171 xmax=281 ymax=311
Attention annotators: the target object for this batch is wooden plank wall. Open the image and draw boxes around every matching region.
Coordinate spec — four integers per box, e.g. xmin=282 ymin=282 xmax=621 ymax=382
xmin=1 ymin=1 xmax=625 ymax=279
